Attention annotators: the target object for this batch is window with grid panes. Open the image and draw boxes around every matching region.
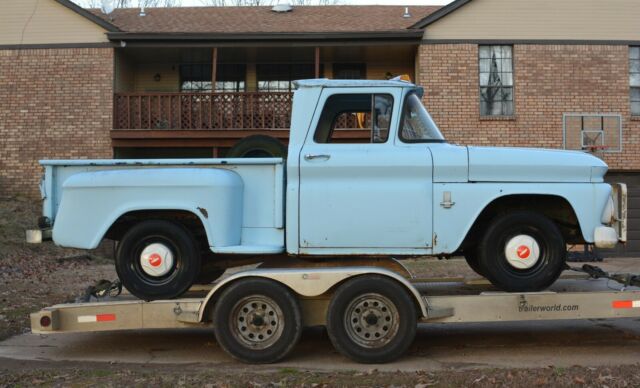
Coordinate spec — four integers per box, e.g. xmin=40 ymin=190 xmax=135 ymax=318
xmin=479 ymin=45 xmax=514 ymax=116
xmin=631 ymin=47 xmax=640 ymax=116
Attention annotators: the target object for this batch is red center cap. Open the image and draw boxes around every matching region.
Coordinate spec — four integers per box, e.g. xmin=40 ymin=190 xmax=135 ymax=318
xmin=517 ymin=245 xmax=530 ymax=259
xmin=148 ymin=253 xmax=162 ymax=267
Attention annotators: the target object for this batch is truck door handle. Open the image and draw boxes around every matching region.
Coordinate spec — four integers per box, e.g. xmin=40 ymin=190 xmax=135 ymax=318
xmin=304 ymin=154 xmax=330 ymax=161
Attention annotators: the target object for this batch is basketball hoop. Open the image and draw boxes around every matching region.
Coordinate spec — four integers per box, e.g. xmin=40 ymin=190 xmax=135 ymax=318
xmin=582 ymin=145 xmax=609 ymax=154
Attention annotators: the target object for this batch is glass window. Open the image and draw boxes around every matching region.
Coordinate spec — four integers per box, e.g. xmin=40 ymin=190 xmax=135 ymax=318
xmin=479 ymin=45 xmax=514 ymax=116
xmin=314 ymin=94 xmax=393 ymax=144
xmin=631 ymin=47 xmax=640 ymax=116
xmin=400 ymin=93 xmax=445 ymax=142
xmin=215 ymin=64 xmax=246 ymax=92
xmin=257 ymin=64 xmax=319 ymax=92
xmin=180 ymin=64 xmax=247 ymax=93
xmin=180 ymin=64 xmax=212 ymax=92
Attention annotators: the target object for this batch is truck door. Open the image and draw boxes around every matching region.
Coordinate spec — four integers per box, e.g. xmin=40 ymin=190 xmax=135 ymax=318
xmin=298 ymin=88 xmax=433 ymax=251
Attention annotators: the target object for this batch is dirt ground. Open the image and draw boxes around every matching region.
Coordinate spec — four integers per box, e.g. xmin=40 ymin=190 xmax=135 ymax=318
xmin=2 ymin=197 xmax=640 ymax=387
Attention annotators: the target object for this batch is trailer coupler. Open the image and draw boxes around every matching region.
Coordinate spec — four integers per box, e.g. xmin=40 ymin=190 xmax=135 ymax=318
xmin=566 ymin=264 xmax=640 ymax=289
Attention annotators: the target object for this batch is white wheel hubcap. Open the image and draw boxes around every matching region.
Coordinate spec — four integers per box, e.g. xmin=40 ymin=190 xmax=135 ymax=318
xmin=504 ymin=235 xmax=540 ymax=270
xmin=140 ymin=243 xmax=174 ymax=277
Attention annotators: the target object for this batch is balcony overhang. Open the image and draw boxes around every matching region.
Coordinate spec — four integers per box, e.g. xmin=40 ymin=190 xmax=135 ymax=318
xmin=107 ymin=30 xmax=424 ymax=47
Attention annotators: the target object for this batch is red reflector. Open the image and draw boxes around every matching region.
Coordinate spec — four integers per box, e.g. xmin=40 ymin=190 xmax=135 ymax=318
xmin=40 ymin=316 xmax=51 ymax=327
xmin=96 ymin=314 xmax=116 ymax=322
xmin=612 ymin=300 xmax=633 ymax=309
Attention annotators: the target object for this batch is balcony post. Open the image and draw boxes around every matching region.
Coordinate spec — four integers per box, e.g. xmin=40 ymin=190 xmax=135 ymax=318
xmin=315 ymin=46 xmax=320 ymax=78
xmin=212 ymin=47 xmax=218 ymax=90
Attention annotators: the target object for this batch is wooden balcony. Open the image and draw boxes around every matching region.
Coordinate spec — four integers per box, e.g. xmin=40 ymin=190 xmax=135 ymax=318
xmin=113 ymin=92 xmax=294 ymax=130
xmin=111 ymin=91 xmax=369 ymax=150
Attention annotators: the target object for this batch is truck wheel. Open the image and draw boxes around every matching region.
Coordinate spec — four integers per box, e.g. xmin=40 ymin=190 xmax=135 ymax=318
xmin=212 ymin=278 xmax=302 ymax=363
xmin=326 ymin=275 xmax=416 ymax=363
xmin=226 ymin=135 xmax=287 ymax=158
xmin=478 ymin=211 xmax=566 ymax=292
xmin=464 ymin=249 xmax=487 ymax=277
xmin=115 ymin=220 xmax=201 ymax=300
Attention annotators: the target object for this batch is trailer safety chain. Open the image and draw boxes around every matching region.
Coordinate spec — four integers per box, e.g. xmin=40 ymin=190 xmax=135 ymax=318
xmin=75 ymin=279 xmax=123 ymax=303
xmin=565 ymin=264 xmax=640 ymax=289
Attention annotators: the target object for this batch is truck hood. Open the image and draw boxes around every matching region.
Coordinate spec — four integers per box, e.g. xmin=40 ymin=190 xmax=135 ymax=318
xmin=467 ymin=146 xmax=608 ymax=183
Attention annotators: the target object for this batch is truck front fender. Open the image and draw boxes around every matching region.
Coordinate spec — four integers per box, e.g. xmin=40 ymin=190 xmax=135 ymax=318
xmin=433 ymin=182 xmax=612 ymax=253
xmin=52 ymin=168 xmax=243 ymax=249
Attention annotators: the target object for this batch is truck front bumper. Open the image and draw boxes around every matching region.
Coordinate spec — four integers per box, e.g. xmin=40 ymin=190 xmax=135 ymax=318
xmin=594 ymin=183 xmax=627 ymax=249
xmin=594 ymin=226 xmax=619 ymax=249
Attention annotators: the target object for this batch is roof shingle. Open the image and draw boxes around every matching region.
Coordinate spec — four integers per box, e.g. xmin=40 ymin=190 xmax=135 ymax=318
xmin=92 ymin=5 xmax=440 ymax=34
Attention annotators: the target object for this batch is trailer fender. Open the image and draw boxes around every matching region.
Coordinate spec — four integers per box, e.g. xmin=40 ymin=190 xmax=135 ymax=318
xmin=198 ymin=267 xmax=428 ymax=322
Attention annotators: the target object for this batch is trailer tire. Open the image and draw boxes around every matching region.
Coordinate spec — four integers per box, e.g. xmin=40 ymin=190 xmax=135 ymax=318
xmin=226 ymin=135 xmax=287 ymax=158
xmin=326 ymin=275 xmax=416 ymax=363
xmin=478 ymin=211 xmax=566 ymax=292
xmin=212 ymin=278 xmax=302 ymax=364
xmin=115 ymin=220 xmax=201 ymax=300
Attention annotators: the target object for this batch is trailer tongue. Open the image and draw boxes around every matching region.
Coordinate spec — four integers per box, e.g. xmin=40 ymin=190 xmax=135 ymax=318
xmin=31 ymin=261 xmax=640 ymax=364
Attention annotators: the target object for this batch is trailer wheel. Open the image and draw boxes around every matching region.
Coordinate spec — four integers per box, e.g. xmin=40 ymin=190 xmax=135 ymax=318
xmin=478 ymin=211 xmax=566 ymax=292
xmin=326 ymin=275 xmax=416 ymax=363
xmin=212 ymin=278 xmax=302 ymax=363
xmin=115 ymin=220 xmax=201 ymax=300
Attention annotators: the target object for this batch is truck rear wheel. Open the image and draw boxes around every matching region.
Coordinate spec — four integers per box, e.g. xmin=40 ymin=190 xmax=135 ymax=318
xmin=478 ymin=211 xmax=566 ymax=292
xmin=326 ymin=275 xmax=416 ymax=363
xmin=115 ymin=220 xmax=201 ymax=300
xmin=212 ymin=278 xmax=302 ymax=364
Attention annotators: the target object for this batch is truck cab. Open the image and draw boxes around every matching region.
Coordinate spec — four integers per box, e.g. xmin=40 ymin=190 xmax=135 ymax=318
xmin=32 ymin=79 xmax=627 ymax=300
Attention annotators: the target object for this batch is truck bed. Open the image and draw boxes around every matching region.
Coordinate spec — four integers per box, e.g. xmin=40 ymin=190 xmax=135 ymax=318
xmin=40 ymin=158 xmax=285 ymax=252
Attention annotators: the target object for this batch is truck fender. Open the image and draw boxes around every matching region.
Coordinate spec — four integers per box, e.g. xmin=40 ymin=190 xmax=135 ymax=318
xmin=198 ymin=267 xmax=429 ymax=322
xmin=52 ymin=168 xmax=244 ymax=249
xmin=432 ymin=183 xmax=612 ymax=253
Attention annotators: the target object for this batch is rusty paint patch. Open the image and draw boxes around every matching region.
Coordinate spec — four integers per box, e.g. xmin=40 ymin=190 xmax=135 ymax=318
xmin=197 ymin=207 xmax=209 ymax=219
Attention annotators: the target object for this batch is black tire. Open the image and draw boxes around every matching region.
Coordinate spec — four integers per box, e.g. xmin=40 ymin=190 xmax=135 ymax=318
xmin=115 ymin=220 xmax=201 ymax=300
xmin=226 ymin=135 xmax=287 ymax=158
xmin=326 ymin=275 xmax=416 ymax=363
xmin=464 ymin=249 xmax=487 ymax=277
xmin=478 ymin=211 xmax=566 ymax=292
xmin=212 ymin=278 xmax=302 ymax=364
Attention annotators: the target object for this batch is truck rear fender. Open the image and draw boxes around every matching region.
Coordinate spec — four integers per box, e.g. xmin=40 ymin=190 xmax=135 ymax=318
xmin=198 ymin=267 xmax=428 ymax=322
xmin=51 ymin=168 xmax=243 ymax=249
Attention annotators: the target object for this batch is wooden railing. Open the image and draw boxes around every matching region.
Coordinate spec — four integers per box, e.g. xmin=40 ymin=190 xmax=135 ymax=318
xmin=113 ymin=92 xmax=294 ymax=130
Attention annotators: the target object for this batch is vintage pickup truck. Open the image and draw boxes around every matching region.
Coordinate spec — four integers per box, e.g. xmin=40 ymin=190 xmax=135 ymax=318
xmin=31 ymin=79 xmax=626 ymax=300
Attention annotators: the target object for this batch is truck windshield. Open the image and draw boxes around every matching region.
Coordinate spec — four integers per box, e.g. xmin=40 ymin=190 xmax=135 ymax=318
xmin=400 ymin=94 xmax=445 ymax=142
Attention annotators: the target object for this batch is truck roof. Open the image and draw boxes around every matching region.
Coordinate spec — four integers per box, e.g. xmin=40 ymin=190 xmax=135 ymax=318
xmin=294 ymin=78 xmax=417 ymax=89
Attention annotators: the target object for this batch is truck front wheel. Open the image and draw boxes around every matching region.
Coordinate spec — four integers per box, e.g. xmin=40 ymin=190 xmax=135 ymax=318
xmin=115 ymin=220 xmax=201 ymax=300
xmin=478 ymin=211 xmax=566 ymax=292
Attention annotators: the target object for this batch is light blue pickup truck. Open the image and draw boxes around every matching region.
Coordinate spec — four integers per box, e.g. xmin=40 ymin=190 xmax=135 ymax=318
xmin=33 ymin=79 xmax=627 ymax=300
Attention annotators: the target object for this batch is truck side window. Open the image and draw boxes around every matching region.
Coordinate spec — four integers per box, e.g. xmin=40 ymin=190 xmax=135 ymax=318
xmin=314 ymin=94 xmax=393 ymax=144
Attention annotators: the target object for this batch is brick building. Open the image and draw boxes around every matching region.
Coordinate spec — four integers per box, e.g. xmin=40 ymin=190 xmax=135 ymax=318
xmin=0 ymin=0 xmax=639 ymax=254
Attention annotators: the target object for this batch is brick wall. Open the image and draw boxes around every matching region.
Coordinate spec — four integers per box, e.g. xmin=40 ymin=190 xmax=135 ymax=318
xmin=417 ymin=44 xmax=640 ymax=171
xmin=0 ymin=48 xmax=114 ymax=198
